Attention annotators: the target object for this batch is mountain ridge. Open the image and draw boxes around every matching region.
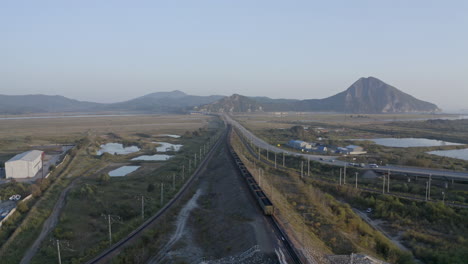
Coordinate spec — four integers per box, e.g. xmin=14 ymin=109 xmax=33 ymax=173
xmin=199 ymin=77 xmax=440 ymax=113
xmin=0 ymin=77 xmax=441 ymax=114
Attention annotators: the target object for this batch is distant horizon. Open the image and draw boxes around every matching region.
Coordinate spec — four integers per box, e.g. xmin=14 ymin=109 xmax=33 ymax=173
xmin=2 ymin=1 xmax=467 ymax=111
xmin=1 ymin=81 xmax=467 ymax=114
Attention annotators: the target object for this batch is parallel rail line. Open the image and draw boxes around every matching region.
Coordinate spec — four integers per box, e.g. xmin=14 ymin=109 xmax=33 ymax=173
xmin=86 ymin=130 xmax=226 ymax=264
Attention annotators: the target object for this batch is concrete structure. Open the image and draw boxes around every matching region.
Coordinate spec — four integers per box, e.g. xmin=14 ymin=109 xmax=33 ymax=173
xmin=5 ymin=150 xmax=44 ymax=179
xmin=288 ymin=140 xmax=312 ymax=150
xmin=346 ymin=145 xmax=367 ymax=155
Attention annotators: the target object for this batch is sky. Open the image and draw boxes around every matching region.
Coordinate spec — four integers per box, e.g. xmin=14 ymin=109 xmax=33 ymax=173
xmin=1 ymin=0 xmax=467 ymax=111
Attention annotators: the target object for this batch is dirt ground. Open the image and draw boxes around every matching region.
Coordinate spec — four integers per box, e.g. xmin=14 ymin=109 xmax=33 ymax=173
xmin=153 ymin=141 xmax=281 ymax=264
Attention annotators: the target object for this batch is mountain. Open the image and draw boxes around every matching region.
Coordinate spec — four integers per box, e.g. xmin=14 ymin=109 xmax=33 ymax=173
xmin=0 ymin=91 xmax=224 ymax=114
xmin=199 ymin=77 xmax=440 ymax=113
xmin=314 ymin=77 xmax=440 ymax=113
xmin=0 ymin=94 xmax=102 ymax=114
xmin=0 ymin=78 xmax=440 ymax=114
xmin=106 ymin=90 xmax=224 ymax=113
xmin=196 ymin=94 xmax=263 ymax=113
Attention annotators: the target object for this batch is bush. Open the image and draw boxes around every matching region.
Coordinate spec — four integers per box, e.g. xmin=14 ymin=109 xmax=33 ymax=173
xmin=98 ymin=173 xmax=110 ymax=184
xmin=17 ymin=201 xmax=29 ymax=213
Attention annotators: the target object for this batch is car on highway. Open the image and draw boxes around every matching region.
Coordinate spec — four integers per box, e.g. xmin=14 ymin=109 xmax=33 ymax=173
xmin=366 ymin=208 xmax=372 ymax=213
xmin=1 ymin=210 xmax=9 ymax=219
xmin=9 ymin=194 xmax=21 ymax=201
xmin=369 ymin=164 xmax=379 ymax=168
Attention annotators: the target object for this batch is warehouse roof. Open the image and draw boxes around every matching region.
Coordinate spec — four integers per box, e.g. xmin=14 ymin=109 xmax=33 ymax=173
xmin=7 ymin=150 xmax=43 ymax=162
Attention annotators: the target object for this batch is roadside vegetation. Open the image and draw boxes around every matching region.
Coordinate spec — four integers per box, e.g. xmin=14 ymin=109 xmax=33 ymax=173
xmin=231 ymin=125 xmax=468 ymax=264
xmin=230 ymin=129 xmax=413 ymax=263
xmin=0 ymin=114 xmax=218 ymax=263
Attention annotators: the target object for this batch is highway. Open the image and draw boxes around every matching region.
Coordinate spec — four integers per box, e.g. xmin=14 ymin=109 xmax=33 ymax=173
xmin=224 ymin=114 xmax=468 ymax=181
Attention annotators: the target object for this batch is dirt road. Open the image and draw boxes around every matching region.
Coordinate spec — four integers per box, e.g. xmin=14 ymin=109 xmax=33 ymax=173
xmin=20 ymin=177 xmax=80 ymax=264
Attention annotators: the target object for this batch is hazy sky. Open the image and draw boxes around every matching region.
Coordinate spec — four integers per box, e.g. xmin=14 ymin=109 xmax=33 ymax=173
xmin=1 ymin=1 xmax=467 ymax=111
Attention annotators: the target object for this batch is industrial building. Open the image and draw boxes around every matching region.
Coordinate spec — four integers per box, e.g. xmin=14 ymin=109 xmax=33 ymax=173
xmin=287 ymin=140 xmax=313 ymax=150
xmin=336 ymin=145 xmax=367 ymax=155
xmin=5 ymin=150 xmax=44 ymax=179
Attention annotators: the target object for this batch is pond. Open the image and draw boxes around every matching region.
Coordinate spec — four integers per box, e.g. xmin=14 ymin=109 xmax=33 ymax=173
xmin=353 ymin=138 xmax=462 ymax=148
xmin=427 ymin=149 xmax=468 ymax=161
xmin=131 ymin=154 xmax=173 ymax=161
xmin=97 ymin=143 xmax=140 ymax=155
xmin=108 ymin=166 xmax=140 ymax=177
xmin=154 ymin=142 xmax=183 ymax=152
xmin=156 ymin=134 xmax=181 ymax=138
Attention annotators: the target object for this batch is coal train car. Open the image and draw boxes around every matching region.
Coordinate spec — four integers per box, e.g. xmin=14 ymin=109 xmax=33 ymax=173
xmin=228 ymin=129 xmax=274 ymax=215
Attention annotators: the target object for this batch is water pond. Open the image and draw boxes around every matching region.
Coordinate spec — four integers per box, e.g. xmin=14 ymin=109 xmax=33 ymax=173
xmin=427 ymin=149 xmax=468 ymax=161
xmin=97 ymin=143 xmax=140 ymax=155
xmin=108 ymin=166 xmax=140 ymax=177
xmin=154 ymin=142 xmax=183 ymax=152
xmin=131 ymin=154 xmax=173 ymax=161
xmin=353 ymin=138 xmax=462 ymax=148
xmin=156 ymin=134 xmax=181 ymax=138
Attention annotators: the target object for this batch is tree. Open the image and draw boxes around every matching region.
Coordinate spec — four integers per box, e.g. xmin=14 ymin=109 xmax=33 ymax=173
xmin=147 ymin=183 xmax=155 ymax=192
xmin=290 ymin=126 xmax=305 ymax=138
xmin=31 ymin=184 xmax=42 ymax=197
xmin=17 ymin=201 xmax=29 ymax=213
xmin=98 ymin=173 xmax=110 ymax=184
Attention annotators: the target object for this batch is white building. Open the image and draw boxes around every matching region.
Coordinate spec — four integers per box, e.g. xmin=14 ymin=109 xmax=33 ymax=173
xmin=345 ymin=145 xmax=367 ymax=155
xmin=5 ymin=150 xmax=44 ymax=179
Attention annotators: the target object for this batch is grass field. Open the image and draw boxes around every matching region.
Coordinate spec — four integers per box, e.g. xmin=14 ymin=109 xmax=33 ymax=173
xmin=0 ymin=113 xmax=223 ymax=264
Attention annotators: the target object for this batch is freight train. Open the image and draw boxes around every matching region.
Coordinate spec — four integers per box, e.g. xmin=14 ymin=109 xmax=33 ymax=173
xmin=228 ymin=128 xmax=274 ymax=215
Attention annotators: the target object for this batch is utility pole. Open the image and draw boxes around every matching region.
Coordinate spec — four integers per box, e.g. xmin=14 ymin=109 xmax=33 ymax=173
xmin=194 ymin=153 xmax=197 ymax=167
xmin=258 ymin=168 xmax=262 ymax=187
xmin=355 ymin=172 xmax=358 ymax=189
xmin=141 ymin=195 xmax=144 ymax=220
xmin=57 ymin=240 xmax=62 ymax=264
xmin=301 ymin=161 xmax=304 ymax=179
xmin=283 ymin=152 xmax=285 ymax=167
xmin=267 ymin=149 xmax=269 ymax=160
xmin=182 ymin=164 xmax=185 ymax=181
xmin=382 ymin=175 xmax=386 ymax=194
xmin=343 ymin=164 xmax=347 ymax=185
xmin=428 ymin=174 xmax=432 ymax=200
xmin=108 ymin=214 xmax=112 ymax=246
xmin=442 ymin=191 xmax=445 ymax=204
xmin=173 ymin=173 xmax=176 ymax=191
xmin=258 ymin=147 xmax=261 ymax=161
xmin=274 ymin=152 xmax=277 ymax=168
xmin=425 ymin=181 xmax=429 ymax=201
xmin=339 ymin=168 xmax=342 ymax=185
xmin=161 ymin=183 xmax=164 ymax=206
xmin=307 ymin=157 xmax=310 ymax=176
xmin=387 ymin=170 xmax=390 ymax=193
xmin=200 ymin=148 xmax=202 ymax=162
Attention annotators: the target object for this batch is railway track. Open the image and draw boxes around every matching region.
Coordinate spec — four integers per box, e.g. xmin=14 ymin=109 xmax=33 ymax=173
xmin=85 ymin=130 xmax=226 ymax=264
xmin=226 ymin=125 xmax=304 ymax=264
